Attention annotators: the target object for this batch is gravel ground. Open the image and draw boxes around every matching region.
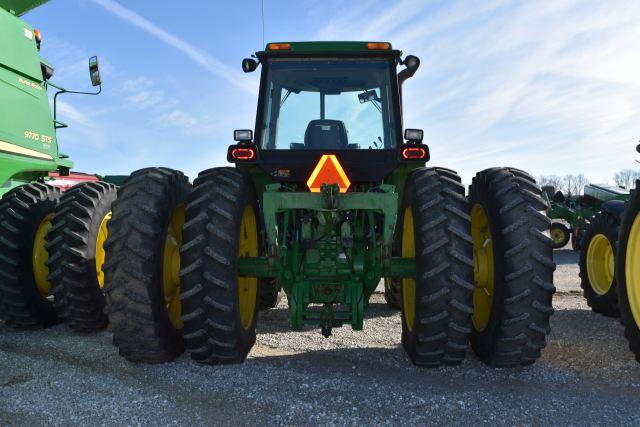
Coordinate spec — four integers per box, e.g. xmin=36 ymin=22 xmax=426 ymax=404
xmin=1 ymin=248 xmax=640 ymax=426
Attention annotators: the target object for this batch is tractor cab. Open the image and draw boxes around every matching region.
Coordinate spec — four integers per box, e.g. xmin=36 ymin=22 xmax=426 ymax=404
xmin=228 ymin=42 xmax=426 ymax=186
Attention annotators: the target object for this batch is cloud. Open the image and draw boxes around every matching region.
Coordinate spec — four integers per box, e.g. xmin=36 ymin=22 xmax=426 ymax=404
xmin=56 ymin=100 xmax=92 ymax=126
xmin=92 ymin=0 xmax=257 ymax=94
xmin=314 ymin=0 xmax=640 ymax=182
xmin=126 ymin=90 xmax=164 ymax=110
xmin=121 ymin=77 xmax=154 ymax=91
xmin=151 ymin=109 xmax=197 ymax=132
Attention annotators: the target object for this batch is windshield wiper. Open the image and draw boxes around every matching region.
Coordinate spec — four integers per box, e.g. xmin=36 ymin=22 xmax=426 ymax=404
xmin=281 ymin=89 xmax=292 ymax=107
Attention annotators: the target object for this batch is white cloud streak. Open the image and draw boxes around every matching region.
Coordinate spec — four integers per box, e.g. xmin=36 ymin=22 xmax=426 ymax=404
xmin=314 ymin=0 xmax=640 ymax=182
xmin=92 ymin=0 xmax=256 ymax=94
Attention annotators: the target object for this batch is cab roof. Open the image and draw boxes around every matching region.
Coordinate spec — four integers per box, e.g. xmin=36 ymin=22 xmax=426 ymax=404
xmin=257 ymin=41 xmax=402 ymax=58
xmin=1 ymin=0 xmax=50 ymax=16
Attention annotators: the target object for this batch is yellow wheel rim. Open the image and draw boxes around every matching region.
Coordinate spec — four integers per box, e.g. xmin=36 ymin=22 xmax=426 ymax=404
xmin=586 ymin=234 xmax=614 ymax=295
xmin=163 ymin=205 xmax=185 ymax=329
xmin=471 ymin=204 xmax=494 ymax=332
xmin=551 ymin=227 xmax=566 ymax=245
xmin=401 ymin=207 xmax=416 ymax=331
xmin=625 ymin=212 xmax=640 ymax=327
xmin=32 ymin=213 xmax=53 ymax=297
xmin=238 ymin=205 xmax=258 ymax=330
xmin=95 ymin=212 xmax=111 ymax=289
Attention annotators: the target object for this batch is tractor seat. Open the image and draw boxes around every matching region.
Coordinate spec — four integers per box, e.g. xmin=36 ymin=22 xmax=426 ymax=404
xmin=304 ymin=120 xmax=348 ymax=149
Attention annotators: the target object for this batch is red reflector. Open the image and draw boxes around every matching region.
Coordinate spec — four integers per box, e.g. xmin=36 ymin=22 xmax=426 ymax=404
xmin=402 ymin=147 xmax=426 ymax=160
xmin=231 ymin=147 xmax=255 ymax=161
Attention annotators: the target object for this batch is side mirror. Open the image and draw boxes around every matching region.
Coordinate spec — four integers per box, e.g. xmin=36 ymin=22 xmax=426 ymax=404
xmin=398 ymin=55 xmax=420 ymax=85
xmin=358 ymin=89 xmax=379 ymax=104
xmin=636 ymin=143 xmax=640 ymax=154
xmin=242 ymin=58 xmax=258 ymax=73
xmin=89 ymin=56 xmax=101 ymax=87
xmin=404 ymin=128 xmax=424 ymax=143
xmin=234 ymin=129 xmax=253 ymax=143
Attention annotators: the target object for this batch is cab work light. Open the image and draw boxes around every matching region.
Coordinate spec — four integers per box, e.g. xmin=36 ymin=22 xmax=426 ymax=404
xmin=267 ymin=43 xmax=291 ymax=51
xmin=367 ymin=42 xmax=390 ymax=50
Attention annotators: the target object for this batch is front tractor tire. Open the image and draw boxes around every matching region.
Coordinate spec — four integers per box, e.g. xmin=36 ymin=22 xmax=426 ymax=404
xmin=616 ymin=180 xmax=640 ymax=362
xmin=180 ymin=168 xmax=260 ymax=364
xmin=0 ymin=183 xmax=62 ymax=329
xmin=46 ymin=181 xmax=117 ymax=331
xmin=400 ymin=167 xmax=475 ymax=367
xmin=550 ymin=223 xmax=571 ymax=249
xmin=468 ymin=168 xmax=555 ymax=366
xmin=578 ymin=212 xmax=620 ymax=317
xmin=103 ymin=168 xmax=191 ymax=363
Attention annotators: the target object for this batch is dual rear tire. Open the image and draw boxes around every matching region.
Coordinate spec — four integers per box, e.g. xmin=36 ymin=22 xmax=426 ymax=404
xmin=399 ymin=167 xmax=555 ymax=367
xmin=0 ymin=181 xmax=117 ymax=332
xmin=104 ymin=167 xmax=261 ymax=364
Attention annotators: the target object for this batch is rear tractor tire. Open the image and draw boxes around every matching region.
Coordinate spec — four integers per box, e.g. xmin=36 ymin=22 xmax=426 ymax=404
xmin=0 ymin=183 xmax=61 ymax=329
xmin=616 ymin=180 xmax=640 ymax=362
xmin=258 ymin=278 xmax=279 ymax=310
xmin=46 ymin=181 xmax=117 ymax=332
xmin=578 ymin=212 xmax=620 ymax=317
xmin=180 ymin=168 xmax=261 ymax=364
xmin=468 ymin=168 xmax=555 ymax=366
xmin=550 ymin=223 xmax=571 ymax=249
xmin=384 ymin=278 xmax=401 ymax=310
xmin=103 ymin=168 xmax=191 ymax=363
xmin=399 ymin=167 xmax=475 ymax=367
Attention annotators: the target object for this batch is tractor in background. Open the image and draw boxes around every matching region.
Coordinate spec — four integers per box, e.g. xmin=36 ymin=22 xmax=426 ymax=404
xmin=574 ymin=183 xmax=631 ymax=317
xmin=103 ymin=41 xmax=555 ymax=367
xmin=616 ymin=143 xmax=640 ymax=362
xmin=0 ymin=0 xmax=120 ymax=332
xmin=543 ymin=184 xmax=628 ymax=250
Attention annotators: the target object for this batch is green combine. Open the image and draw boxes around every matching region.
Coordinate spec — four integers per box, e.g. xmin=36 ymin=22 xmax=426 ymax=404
xmin=0 ymin=1 xmax=119 ymax=332
xmin=543 ymin=184 xmax=628 ymax=250
xmin=103 ymin=41 xmax=555 ymax=367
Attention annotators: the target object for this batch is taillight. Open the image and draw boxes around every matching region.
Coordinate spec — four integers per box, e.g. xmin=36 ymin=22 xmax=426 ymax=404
xmin=231 ymin=147 xmax=255 ymax=161
xmin=401 ymin=147 xmax=427 ymax=160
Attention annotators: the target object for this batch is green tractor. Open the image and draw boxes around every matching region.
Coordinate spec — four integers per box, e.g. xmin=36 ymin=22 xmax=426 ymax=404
xmin=543 ymin=184 xmax=628 ymax=250
xmin=576 ymin=185 xmax=631 ymax=316
xmin=0 ymin=1 xmax=118 ymax=332
xmin=616 ymin=144 xmax=640 ymax=362
xmin=104 ymin=41 xmax=555 ymax=367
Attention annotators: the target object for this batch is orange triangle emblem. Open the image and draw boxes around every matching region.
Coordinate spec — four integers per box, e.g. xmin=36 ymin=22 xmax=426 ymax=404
xmin=306 ymin=154 xmax=351 ymax=193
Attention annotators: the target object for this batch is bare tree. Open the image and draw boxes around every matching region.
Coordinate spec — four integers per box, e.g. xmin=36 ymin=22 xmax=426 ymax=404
xmin=574 ymin=174 xmax=589 ymax=195
xmin=613 ymin=169 xmax=640 ymax=189
xmin=538 ymin=175 xmax=563 ymax=192
xmin=563 ymin=174 xmax=579 ymax=195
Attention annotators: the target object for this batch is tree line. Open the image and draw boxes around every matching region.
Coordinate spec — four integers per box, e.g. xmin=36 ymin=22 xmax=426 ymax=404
xmin=538 ymin=169 xmax=640 ymax=195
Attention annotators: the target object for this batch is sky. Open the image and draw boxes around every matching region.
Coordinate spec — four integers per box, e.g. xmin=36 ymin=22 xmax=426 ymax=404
xmin=24 ymin=0 xmax=640 ymax=184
